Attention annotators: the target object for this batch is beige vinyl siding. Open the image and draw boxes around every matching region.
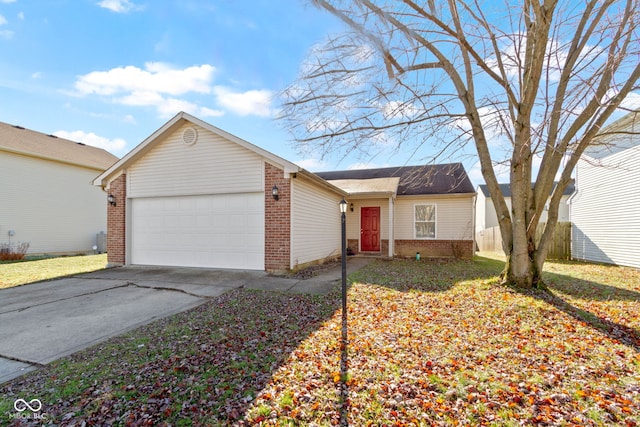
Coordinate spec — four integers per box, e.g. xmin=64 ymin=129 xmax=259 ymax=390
xmin=127 ymin=122 xmax=263 ymax=198
xmin=479 ymin=193 xmax=570 ymax=233
xmin=395 ymin=196 xmax=474 ymax=240
xmin=475 ymin=189 xmax=487 ymax=231
xmin=571 ymin=145 xmax=640 ymax=268
xmin=0 ymin=151 xmax=107 ymax=254
xmin=345 ymin=199 xmax=390 ymax=241
xmin=290 ymin=176 xmax=342 ymax=268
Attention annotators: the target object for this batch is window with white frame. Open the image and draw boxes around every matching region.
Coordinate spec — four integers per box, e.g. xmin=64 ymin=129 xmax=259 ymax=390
xmin=414 ymin=204 xmax=436 ymax=238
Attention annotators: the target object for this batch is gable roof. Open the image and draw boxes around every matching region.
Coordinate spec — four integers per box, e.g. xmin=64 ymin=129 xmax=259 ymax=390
xmin=316 ymin=163 xmax=475 ymax=196
xmin=477 ymin=181 xmax=575 ymax=198
xmin=93 ymin=111 xmax=303 ymax=188
xmin=0 ymin=121 xmax=118 ymax=170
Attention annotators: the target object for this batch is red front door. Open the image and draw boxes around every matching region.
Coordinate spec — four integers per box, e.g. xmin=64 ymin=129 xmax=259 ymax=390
xmin=361 ymin=207 xmax=380 ymax=252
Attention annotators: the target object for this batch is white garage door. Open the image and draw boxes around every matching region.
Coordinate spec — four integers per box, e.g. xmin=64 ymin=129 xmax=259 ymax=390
xmin=130 ymin=193 xmax=264 ymax=270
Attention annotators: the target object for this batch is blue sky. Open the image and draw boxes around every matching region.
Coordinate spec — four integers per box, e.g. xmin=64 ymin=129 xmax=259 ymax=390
xmin=1 ymin=1 xmax=395 ymax=171
xmin=13 ymin=1 xmax=639 ymax=188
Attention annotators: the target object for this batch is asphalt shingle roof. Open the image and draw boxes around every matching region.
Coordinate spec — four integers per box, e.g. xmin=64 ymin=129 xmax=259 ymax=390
xmin=316 ymin=163 xmax=475 ymax=195
xmin=0 ymin=121 xmax=118 ymax=170
xmin=477 ymin=181 xmax=575 ymax=197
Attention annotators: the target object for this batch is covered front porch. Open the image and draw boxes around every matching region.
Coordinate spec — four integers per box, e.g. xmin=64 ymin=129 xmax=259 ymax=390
xmin=329 ymin=177 xmax=399 ymax=259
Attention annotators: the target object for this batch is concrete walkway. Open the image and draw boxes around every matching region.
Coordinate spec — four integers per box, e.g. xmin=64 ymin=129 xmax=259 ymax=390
xmin=0 ymin=257 xmax=372 ymax=384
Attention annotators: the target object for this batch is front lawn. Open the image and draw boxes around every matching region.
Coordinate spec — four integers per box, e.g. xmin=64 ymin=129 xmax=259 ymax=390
xmin=1 ymin=257 xmax=638 ymax=426
xmin=0 ymin=254 xmax=108 ymax=289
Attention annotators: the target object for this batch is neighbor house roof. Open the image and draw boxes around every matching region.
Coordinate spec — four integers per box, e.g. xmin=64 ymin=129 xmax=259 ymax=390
xmin=0 ymin=121 xmax=118 ymax=170
xmin=477 ymin=181 xmax=575 ymax=198
xmin=316 ymin=163 xmax=475 ymax=195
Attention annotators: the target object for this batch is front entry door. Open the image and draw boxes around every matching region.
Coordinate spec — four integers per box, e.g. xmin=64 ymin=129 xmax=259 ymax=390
xmin=361 ymin=207 xmax=380 ymax=252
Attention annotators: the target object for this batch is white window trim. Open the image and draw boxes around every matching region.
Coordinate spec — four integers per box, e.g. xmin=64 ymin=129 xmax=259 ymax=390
xmin=414 ymin=203 xmax=437 ymax=239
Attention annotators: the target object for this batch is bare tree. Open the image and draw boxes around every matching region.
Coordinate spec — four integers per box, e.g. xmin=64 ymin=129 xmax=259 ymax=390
xmin=281 ymin=0 xmax=640 ymax=288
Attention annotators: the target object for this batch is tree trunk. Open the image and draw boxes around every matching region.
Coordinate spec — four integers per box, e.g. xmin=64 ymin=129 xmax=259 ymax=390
xmin=501 ymin=244 xmax=543 ymax=289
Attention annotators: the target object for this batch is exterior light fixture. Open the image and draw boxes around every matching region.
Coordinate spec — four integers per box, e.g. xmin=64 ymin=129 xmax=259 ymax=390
xmin=272 ymin=185 xmax=279 ymax=201
xmin=107 ymin=194 xmax=116 ymax=206
xmin=339 ymin=198 xmax=348 ymax=214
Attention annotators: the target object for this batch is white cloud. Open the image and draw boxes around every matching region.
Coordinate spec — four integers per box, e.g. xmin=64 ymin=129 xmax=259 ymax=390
xmin=0 ymin=15 xmax=7 ymax=25
xmin=213 ymin=87 xmax=272 ymax=117
xmin=382 ymin=100 xmax=420 ymax=120
xmin=74 ymin=62 xmax=272 ymax=118
xmin=31 ymin=72 xmax=42 ymax=79
xmin=18 ymin=11 xmax=23 ymax=19
xmin=75 ymin=63 xmax=215 ymax=97
xmin=0 ymin=0 xmax=17 ymax=3
xmin=74 ymin=63 xmax=227 ymax=118
xmin=97 ymin=0 xmax=141 ymax=13
xmin=0 ymin=30 xmax=13 ymax=39
xmin=54 ymin=130 xmax=127 ymax=155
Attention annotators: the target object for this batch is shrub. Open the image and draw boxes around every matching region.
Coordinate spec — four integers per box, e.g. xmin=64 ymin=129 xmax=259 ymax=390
xmin=0 ymin=242 xmax=30 ymax=261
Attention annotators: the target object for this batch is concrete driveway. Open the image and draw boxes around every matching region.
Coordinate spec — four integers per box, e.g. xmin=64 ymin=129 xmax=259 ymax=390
xmin=0 ymin=258 xmax=371 ymax=384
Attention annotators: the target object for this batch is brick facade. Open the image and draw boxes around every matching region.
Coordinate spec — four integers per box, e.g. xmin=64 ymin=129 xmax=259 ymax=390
xmin=264 ymin=163 xmax=291 ymax=272
xmin=106 ymin=174 xmax=126 ymax=266
xmin=395 ymin=239 xmax=474 ymax=259
xmin=348 ymin=239 xmax=390 ymax=257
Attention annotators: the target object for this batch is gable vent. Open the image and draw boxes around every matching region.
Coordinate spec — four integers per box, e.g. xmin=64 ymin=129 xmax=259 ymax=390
xmin=182 ymin=127 xmax=198 ymax=145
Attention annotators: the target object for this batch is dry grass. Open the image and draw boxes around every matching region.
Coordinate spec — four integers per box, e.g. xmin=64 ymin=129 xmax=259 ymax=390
xmin=0 ymin=254 xmax=107 ymax=289
xmin=1 ymin=257 xmax=638 ymax=426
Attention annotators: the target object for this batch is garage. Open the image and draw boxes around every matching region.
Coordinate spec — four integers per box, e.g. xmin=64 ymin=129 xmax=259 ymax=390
xmin=130 ymin=193 xmax=264 ymax=270
xmin=95 ymin=112 xmax=306 ymax=272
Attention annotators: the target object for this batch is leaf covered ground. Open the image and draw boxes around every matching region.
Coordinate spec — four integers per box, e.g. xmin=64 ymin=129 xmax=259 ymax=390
xmin=1 ymin=257 xmax=638 ymax=426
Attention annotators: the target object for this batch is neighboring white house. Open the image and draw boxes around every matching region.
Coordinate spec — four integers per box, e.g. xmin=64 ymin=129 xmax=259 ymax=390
xmin=475 ymin=182 xmax=574 ymax=232
xmin=571 ymin=112 xmax=640 ymax=269
xmin=93 ymin=112 xmax=477 ymax=272
xmin=0 ymin=121 xmax=118 ymax=254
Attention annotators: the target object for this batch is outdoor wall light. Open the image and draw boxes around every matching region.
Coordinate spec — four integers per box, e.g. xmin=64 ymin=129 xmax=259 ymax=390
xmin=107 ymin=194 xmax=116 ymax=206
xmin=339 ymin=199 xmax=348 ymax=214
xmin=272 ymin=185 xmax=279 ymax=201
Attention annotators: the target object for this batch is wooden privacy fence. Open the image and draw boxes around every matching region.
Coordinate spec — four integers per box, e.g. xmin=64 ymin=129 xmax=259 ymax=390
xmin=475 ymin=222 xmax=571 ymax=259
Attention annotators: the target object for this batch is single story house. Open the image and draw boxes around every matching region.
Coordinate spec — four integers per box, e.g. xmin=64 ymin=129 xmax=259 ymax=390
xmin=475 ymin=182 xmax=574 ymax=233
xmin=0 ymin=120 xmax=118 ymax=254
xmin=316 ymin=165 xmax=476 ymax=258
xmin=93 ymin=112 xmax=476 ymax=272
xmin=571 ymin=111 xmax=640 ymax=269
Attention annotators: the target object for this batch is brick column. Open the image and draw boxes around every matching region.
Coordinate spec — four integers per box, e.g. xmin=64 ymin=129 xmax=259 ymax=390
xmin=264 ymin=163 xmax=290 ymax=272
xmin=106 ymin=174 xmax=126 ymax=266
